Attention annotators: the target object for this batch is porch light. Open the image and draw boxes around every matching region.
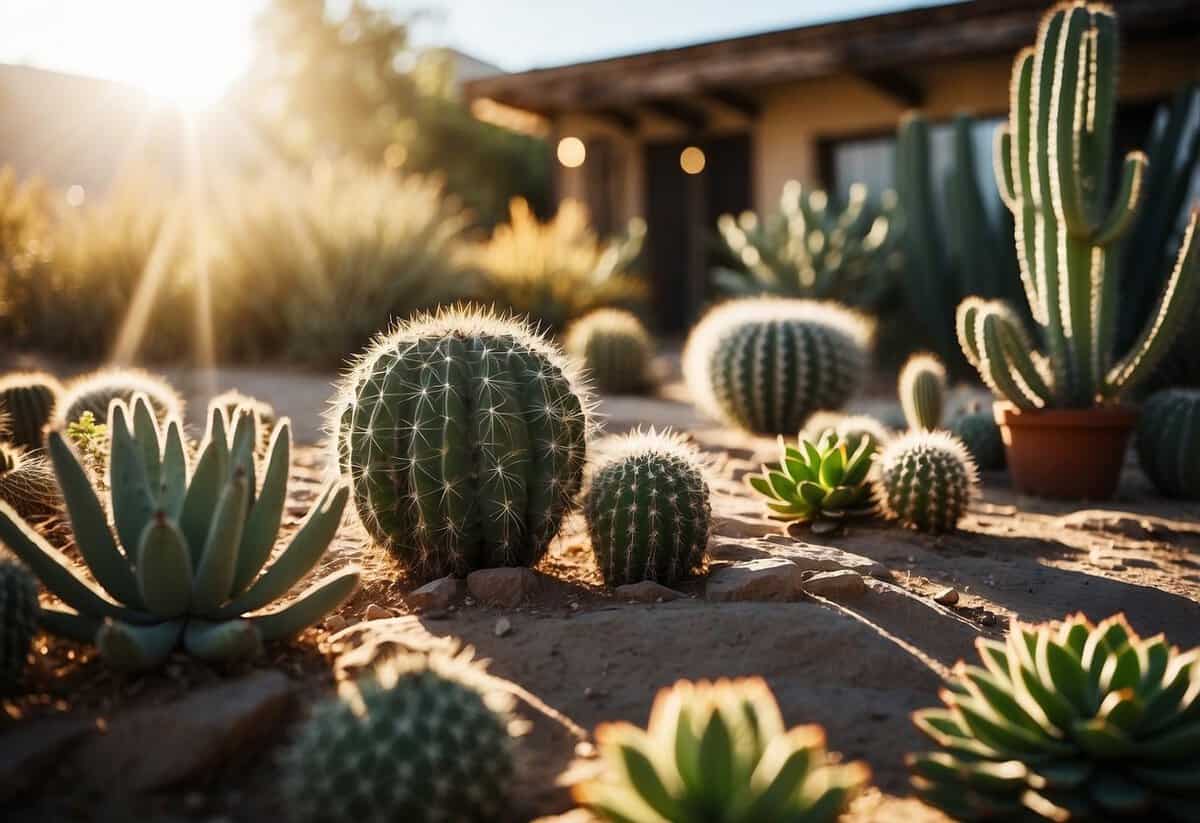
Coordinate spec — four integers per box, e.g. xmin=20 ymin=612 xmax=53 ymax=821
xmin=680 ymin=146 xmax=705 ymax=174
xmin=557 ymin=136 xmax=586 ymax=168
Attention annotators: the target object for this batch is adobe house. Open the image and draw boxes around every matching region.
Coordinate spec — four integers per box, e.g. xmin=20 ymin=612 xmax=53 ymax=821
xmin=464 ymin=0 xmax=1200 ymax=332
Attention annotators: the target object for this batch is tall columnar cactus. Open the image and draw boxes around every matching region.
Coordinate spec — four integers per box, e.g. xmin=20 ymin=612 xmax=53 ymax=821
xmin=56 ymin=368 xmax=184 ymax=428
xmin=0 ymin=371 xmax=62 ymax=450
xmin=585 ymin=429 xmax=711 ymax=586
xmin=1135 ymin=389 xmax=1200 ymax=499
xmin=683 ymin=298 xmax=873 ymax=435
xmin=281 ymin=647 xmax=515 ymax=823
xmin=0 ymin=395 xmax=359 ymax=670
xmin=0 ymin=443 xmax=60 ymax=519
xmin=878 ymin=431 xmax=978 ymax=533
xmin=335 ymin=306 xmax=591 ymax=582
xmin=910 ymin=613 xmax=1200 ymax=822
xmin=0 ymin=558 xmax=38 ymax=693
xmin=959 ymin=3 xmax=1200 ymax=410
xmin=948 ymin=406 xmax=1007 ymax=471
xmin=900 ymin=353 xmax=947 ymax=431
xmin=564 ymin=308 xmax=654 ymax=395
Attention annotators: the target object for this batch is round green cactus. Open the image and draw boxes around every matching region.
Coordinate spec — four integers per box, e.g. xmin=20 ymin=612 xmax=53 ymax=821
xmin=801 ymin=411 xmax=894 ymax=454
xmin=281 ymin=647 xmax=515 ymax=823
xmin=0 ymin=371 xmax=62 ymax=450
xmin=585 ymin=429 xmax=711 ymax=586
xmin=0 ymin=558 xmax=38 ymax=693
xmin=0 ymin=443 xmax=59 ymax=519
xmin=335 ymin=306 xmax=592 ymax=581
xmin=564 ymin=308 xmax=654 ymax=395
xmin=948 ymin=405 xmax=1006 ymax=471
xmin=878 ymin=430 xmax=978 ymax=533
xmin=56 ymin=368 xmax=184 ymax=429
xmin=899 ymin=353 xmax=947 ymax=430
xmin=683 ymin=297 xmax=873 ymax=435
xmin=1136 ymin=389 xmax=1200 ymax=498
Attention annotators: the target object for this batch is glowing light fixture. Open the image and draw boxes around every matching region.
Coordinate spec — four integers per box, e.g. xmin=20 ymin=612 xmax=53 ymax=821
xmin=557 ymin=136 xmax=586 ymax=168
xmin=680 ymin=146 xmax=706 ymax=175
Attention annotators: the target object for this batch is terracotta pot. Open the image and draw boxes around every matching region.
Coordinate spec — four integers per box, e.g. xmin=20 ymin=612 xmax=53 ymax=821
xmin=993 ymin=402 xmax=1138 ymax=500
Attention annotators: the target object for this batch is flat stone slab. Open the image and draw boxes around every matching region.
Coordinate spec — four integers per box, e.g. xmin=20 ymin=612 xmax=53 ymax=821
xmin=801 ymin=569 xmax=868 ymax=600
xmin=712 ymin=536 xmax=891 ymax=579
xmin=706 ymin=558 xmax=804 ymax=602
xmin=614 ymin=581 xmax=687 ymax=603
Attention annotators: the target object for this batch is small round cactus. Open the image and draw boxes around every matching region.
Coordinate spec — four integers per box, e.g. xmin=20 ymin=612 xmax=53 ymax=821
xmin=947 ymin=405 xmax=1006 ymax=471
xmin=1136 ymin=389 xmax=1200 ymax=498
xmin=899 ymin=353 xmax=946 ymax=431
xmin=878 ymin=431 xmax=978 ymax=533
xmin=564 ymin=308 xmax=654 ymax=395
xmin=335 ymin=306 xmax=592 ymax=581
xmin=800 ymin=411 xmax=894 ymax=454
xmin=0 ymin=557 xmax=39 ymax=693
xmin=585 ymin=429 xmax=711 ymax=586
xmin=683 ymin=297 xmax=873 ymax=435
xmin=281 ymin=648 xmax=515 ymax=823
xmin=0 ymin=371 xmax=62 ymax=450
xmin=56 ymin=368 xmax=184 ymax=428
xmin=0 ymin=443 xmax=59 ymax=519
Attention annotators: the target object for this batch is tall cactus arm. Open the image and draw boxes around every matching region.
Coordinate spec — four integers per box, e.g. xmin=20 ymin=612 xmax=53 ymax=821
xmin=978 ymin=307 xmax=1052 ymax=411
xmin=1005 ymin=49 xmax=1045 ymax=327
xmin=1094 ymin=152 xmax=1148 ymax=246
xmin=994 ymin=128 xmax=1018 ymax=211
xmin=956 ymin=298 xmax=986 ymax=367
xmin=1048 ymin=4 xmax=1092 ymax=236
xmin=1083 ymin=8 xmax=1119 ymax=225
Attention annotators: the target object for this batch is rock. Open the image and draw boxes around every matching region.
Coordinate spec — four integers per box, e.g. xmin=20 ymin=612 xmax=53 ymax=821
xmin=0 ymin=714 xmax=96 ymax=802
xmin=706 ymin=558 xmax=804 ymax=602
xmin=933 ymin=587 xmax=960 ymax=606
xmin=714 ymin=536 xmax=891 ymax=580
xmin=810 ymin=519 xmax=843 ymax=536
xmin=801 ymin=570 xmax=867 ymax=600
xmin=409 ymin=576 xmax=464 ymax=611
xmin=324 ymin=614 xmax=348 ymax=633
xmin=73 ymin=670 xmax=293 ymax=792
xmin=467 ymin=568 xmax=540 ymax=607
xmin=614 ymin=580 xmax=686 ymax=603
xmin=364 ymin=603 xmax=393 ymax=620
xmin=495 ymin=617 xmax=513 ymax=637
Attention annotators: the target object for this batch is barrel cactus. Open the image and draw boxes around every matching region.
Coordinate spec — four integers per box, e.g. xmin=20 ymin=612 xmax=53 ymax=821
xmin=575 ymin=677 xmax=869 ymax=822
xmin=748 ymin=431 xmax=875 ymax=527
xmin=801 ymin=411 xmax=894 ymax=454
xmin=564 ymin=308 xmax=654 ymax=395
xmin=878 ymin=430 xmax=978 ymax=533
xmin=910 ymin=613 xmax=1200 ymax=822
xmin=0 ymin=371 xmax=62 ymax=450
xmin=0 ymin=395 xmax=359 ymax=670
xmin=585 ymin=429 xmax=711 ymax=586
xmin=1136 ymin=389 xmax=1200 ymax=498
xmin=900 ymin=353 xmax=947 ymax=431
xmin=948 ymin=405 xmax=1007 ymax=471
xmin=0 ymin=558 xmax=38 ymax=693
xmin=57 ymin=368 xmax=184 ymax=428
xmin=281 ymin=647 xmax=515 ymax=823
xmin=683 ymin=297 xmax=873 ymax=435
xmin=0 ymin=443 xmax=59 ymax=519
xmin=335 ymin=306 xmax=591 ymax=582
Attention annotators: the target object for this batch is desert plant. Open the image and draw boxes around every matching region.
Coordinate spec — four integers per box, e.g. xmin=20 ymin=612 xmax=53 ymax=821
xmin=0 ymin=371 xmax=62 ymax=450
xmin=959 ymin=4 xmax=1200 ymax=410
xmin=748 ymin=432 xmax=876 ymax=528
xmin=574 ymin=676 xmax=869 ymax=822
xmin=713 ymin=181 xmax=902 ymax=309
xmin=0 ymin=443 xmax=59 ymax=519
xmin=900 ymin=353 xmax=948 ymax=431
xmin=585 ymin=429 xmax=711 ymax=586
xmin=56 ymin=368 xmax=184 ymax=429
xmin=909 ymin=613 xmax=1200 ymax=822
xmin=65 ymin=411 xmax=108 ymax=486
xmin=335 ymin=305 xmax=591 ymax=582
xmin=0 ymin=557 xmax=38 ymax=693
xmin=1135 ymin=389 xmax=1200 ymax=498
xmin=878 ymin=430 xmax=978 ymax=533
xmin=209 ymin=390 xmax=276 ymax=455
xmin=947 ymin=405 xmax=1007 ymax=471
xmin=0 ymin=395 xmax=359 ymax=670
xmin=564 ymin=308 xmax=654 ymax=395
xmin=683 ymin=297 xmax=873 ymax=435
xmin=281 ymin=646 xmax=515 ymax=823
xmin=800 ymin=411 xmax=895 ymax=454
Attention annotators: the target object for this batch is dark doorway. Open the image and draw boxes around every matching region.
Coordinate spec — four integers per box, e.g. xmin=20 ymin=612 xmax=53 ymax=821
xmin=644 ymin=133 xmax=752 ymax=333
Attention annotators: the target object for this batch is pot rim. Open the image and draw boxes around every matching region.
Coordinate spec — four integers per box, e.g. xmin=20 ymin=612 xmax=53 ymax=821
xmin=993 ymin=400 xmax=1139 ymax=428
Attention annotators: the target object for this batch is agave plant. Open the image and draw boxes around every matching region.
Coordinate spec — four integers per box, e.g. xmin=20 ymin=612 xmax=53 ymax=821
xmin=0 ymin=394 xmax=360 ymax=670
xmin=910 ymin=613 xmax=1200 ymax=821
xmin=747 ymin=432 xmax=875 ymax=529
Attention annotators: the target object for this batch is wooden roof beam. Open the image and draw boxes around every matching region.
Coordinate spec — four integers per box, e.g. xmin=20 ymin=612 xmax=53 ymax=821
xmin=704 ymin=88 xmax=762 ymax=120
xmin=590 ymin=107 xmax=639 ymax=134
xmin=856 ymin=70 xmax=924 ymax=108
xmin=645 ymin=99 xmax=709 ymax=132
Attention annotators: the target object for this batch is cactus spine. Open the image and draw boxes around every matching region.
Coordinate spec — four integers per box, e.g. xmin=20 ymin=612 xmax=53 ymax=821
xmin=0 ymin=443 xmax=60 ymax=519
xmin=585 ymin=429 xmax=711 ymax=586
xmin=899 ymin=353 xmax=947 ymax=431
xmin=0 ymin=558 xmax=38 ymax=693
xmin=1135 ymin=389 xmax=1200 ymax=498
xmin=959 ymin=3 xmax=1200 ymax=409
xmin=0 ymin=372 xmax=62 ymax=450
xmin=878 ymin=431 xmax=978 ymax=533
xmin=57 ymin=368 xmax=184 ymax=428
xmin=335 ymin=306 xmax=591 ymax=581
xmin=564 ymin=308 xmax=654 ymax=395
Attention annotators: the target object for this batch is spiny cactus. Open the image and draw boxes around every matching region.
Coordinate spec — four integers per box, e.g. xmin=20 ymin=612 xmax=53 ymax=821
xmin=585 ymin=429 xmax=711 ymax=586
xmin=948 ymin=405 xmax=1007 ymax=472
xmin=910 ymin=613 xmax=1200 ymax=822
xmin=0 ymin=371 xmax=62 ymax=450
xmin=801 ymin=411 xmax=895 ymax=454
xmin=878 ymin=430 xmax=978 ymax=533
xmin=683 ymin=297 xmax=873 ymax=435
xmin=748 ymin=432 xmax=875 ymax=527
xmin=56 ymin=368 xmax=184 ymax=428
xmin=564 ymin=308 xmax=654 ymax=395
xmin=574 ymin=677 xmax=870 ymax=822
xmin=0 ymin=394 xmax=359 ymax=670
xmin=959 ymin=3 xmax=1200 ymax=410
xmin=334 ymin=306 xmax=591 ymax=582
xmin=900 ymin=353 xmax=947 ymax=431
xmin=281 ymin=647 xmax=515 ymax=823
xmin=0 ymin=558 xmax=38 ymax=693
xmin=1135 ymin=389 xmax=1200 ymax=499
xmin=0 ymin=443 xmax=59 ymax=519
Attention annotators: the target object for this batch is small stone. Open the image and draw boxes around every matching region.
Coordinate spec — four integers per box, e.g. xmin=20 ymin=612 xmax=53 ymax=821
xmin=408 ymin=576 xmax=464 ymax=611
xmin=494 ymin=617 xmax=513 ymax=637
xmin=364 ymin=604 xmax=392 ymax=621
xmin=615 ymin=580 xmax=686 ymax=603
xmin=933 ymin=587 xmax=960 ymax=606
xmin=706 ymin=558 xmax=804 ymax=602
xmin=801 ymin=569 xmax=867 ymax=600
xmin=324 ymin=614 xmax=348 ymax=633
xmin=467 ymin=568 xmax=540 ymax=607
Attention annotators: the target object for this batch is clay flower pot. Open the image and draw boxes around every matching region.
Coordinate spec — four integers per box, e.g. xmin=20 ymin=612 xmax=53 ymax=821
xmin=993 ymin=402 xmax=1138 ymax=500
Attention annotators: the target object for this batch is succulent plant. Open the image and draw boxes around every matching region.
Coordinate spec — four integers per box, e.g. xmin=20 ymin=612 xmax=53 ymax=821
xmin=0 ymin=394 xmax=359 ymax=670
xmin=878 ymin=430 xmax=978 ymax=533
xmin=281 ymin=646 xmax=516 ymax=823
xmin=748 ymin=432 xmax=876 ymax=530
xmin=0 ymin=371 xmax=62 ymax=450
xmin=949 ymin=405 xmax=1007 ymax=472
xmin=959 ymin=3 xmax=1200 ymax=410
xmin=585 ymin=429 xmax=711 ymax=587
xmin=335 ymin=306 xmax=591 ymax=582
xmin=209 ymin=390 xmax=277 ymax=455
xmin=800 ymin=411 xmax=895 ymax=455
xmin=683 ymin=297 xmax=873 ymax=436
xmin=575 ymin=676 xmax=869 ymax=822
xmin=56 ymin=368 xmax=184 ymax=428
xmin=1135 ymin=389 xmax=1200 ymax=499
xmin=0 ymin=557 xmax=39 ymax=693
xmin=910 ymin=613 xmax=1200 ymax=822
xmin=0 ymin=442 xmax=59 ymax=519
xmin=900 ymin=353 xmax=947 ymax=431
xmin=564 ymin=308 xmax=654 ymax=395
